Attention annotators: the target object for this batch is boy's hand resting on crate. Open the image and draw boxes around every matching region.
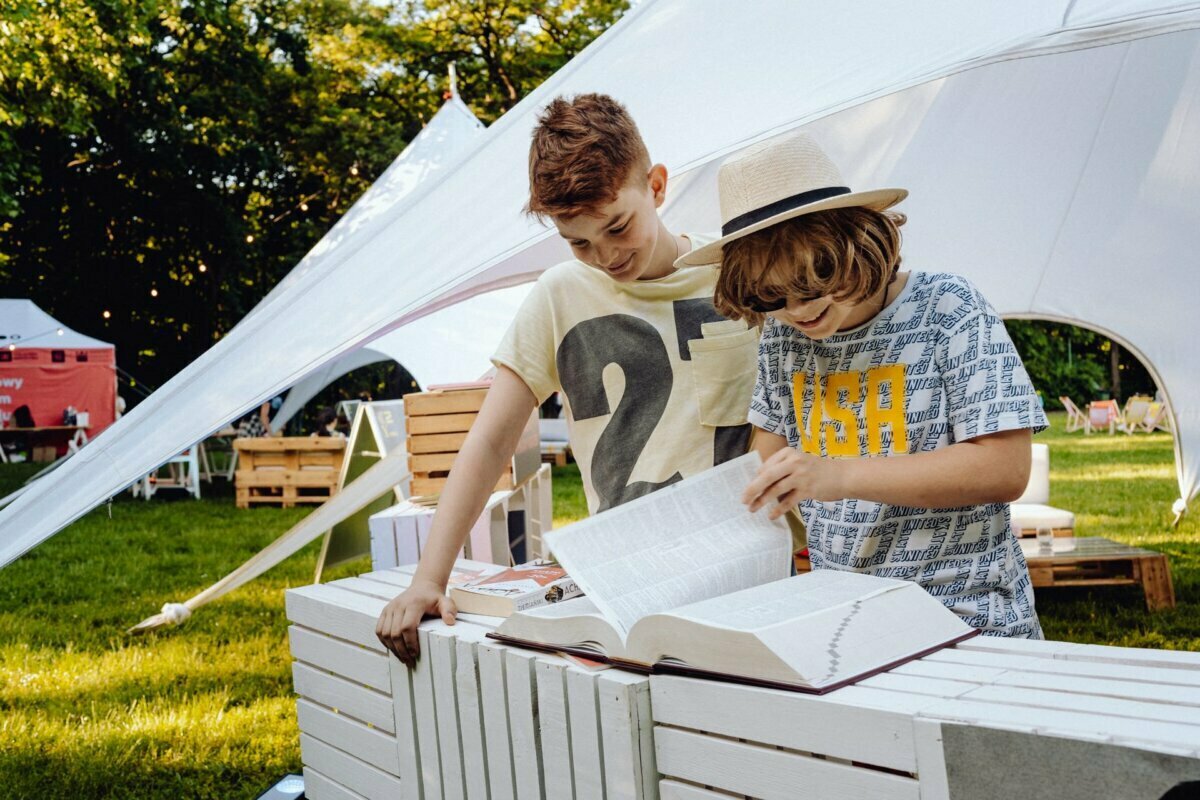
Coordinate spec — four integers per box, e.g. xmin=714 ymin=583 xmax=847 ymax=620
xmin=376 ymin=579 xmax=457 ymax=667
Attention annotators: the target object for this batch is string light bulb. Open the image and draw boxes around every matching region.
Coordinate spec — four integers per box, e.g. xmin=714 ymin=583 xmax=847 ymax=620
xmin=7 ymin=344 xmax=14 ymax=351
xmin=245 ymin=234 xmax=255 ymax=244
xmin=56 ymin=328 xmax=64 ymax=336
xmin=150 ymin=288 xmax=158 ymax=297
xmin=198 ymin=263 xmax=207 ymax=273
xmin=102 ymin=310 xmax=111 ymax=319
xmin=349 ymin=164 xmax=359 ymax=176
xmin=299 ymin=202 xmax=308 ymax=212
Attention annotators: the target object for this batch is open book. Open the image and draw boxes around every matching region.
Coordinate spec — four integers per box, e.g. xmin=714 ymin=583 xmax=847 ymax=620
xmin=488 ymin=454 xmax=976 ymax=693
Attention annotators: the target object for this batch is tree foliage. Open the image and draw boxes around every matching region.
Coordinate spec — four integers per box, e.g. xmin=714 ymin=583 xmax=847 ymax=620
xmin=0 ymin=0 xmax=628 ymax=394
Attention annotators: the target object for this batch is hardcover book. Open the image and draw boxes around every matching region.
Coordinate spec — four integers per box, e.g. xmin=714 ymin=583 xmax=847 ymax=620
xmin=488 ymin=454 xmax=975 ymax=694
xmin=449 ymin=560 xmax=581 ymax=617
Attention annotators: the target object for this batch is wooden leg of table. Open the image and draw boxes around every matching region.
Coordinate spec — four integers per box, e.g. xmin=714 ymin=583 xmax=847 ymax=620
xmin=1140 ymin=555 xmax=1176 ymax=612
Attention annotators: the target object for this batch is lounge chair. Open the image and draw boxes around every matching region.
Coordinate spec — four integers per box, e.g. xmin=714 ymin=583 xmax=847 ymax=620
xmin=1060 ymin=396 xmax=1089 ymax=433
xmin=1140 ymin=401 xmax=1173 ymax=433
xmin=1120 ymin=395 xmax=1152 ymax=435
xmin=1086 ymin=399 xmax=1121 ymax=434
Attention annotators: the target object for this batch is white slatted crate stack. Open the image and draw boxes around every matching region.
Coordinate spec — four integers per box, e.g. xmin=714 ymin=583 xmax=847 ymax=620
xmin=286 ymin=565 xmax=656 ymax=800
xmin=653 ymin=637 xmax=1200 ymax=800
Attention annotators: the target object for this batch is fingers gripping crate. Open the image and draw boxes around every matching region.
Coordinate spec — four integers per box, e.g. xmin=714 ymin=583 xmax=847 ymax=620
xmin=233 ymin=437 xmax=346 ymax=509
xmin=404 ymin=387 xmax=541 ymax=498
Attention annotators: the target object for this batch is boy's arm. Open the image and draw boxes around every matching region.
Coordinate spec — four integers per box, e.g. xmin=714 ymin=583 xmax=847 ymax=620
xmin=744 ymin=428 xmax=1032 ymax=519
xmin=376 ymin=365 xmax=538 ymax=666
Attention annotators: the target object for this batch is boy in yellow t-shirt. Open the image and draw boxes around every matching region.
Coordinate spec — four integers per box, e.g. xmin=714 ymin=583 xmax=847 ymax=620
xmin=376 ymin=94 xmax=759 ymax=666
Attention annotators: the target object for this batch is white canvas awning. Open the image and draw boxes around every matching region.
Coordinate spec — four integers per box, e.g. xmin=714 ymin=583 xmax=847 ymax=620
xmin=3 ymin=0 xmax=1200 ymax=568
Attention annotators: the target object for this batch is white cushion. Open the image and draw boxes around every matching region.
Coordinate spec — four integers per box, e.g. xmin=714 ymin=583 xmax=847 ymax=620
xmin=1013 ymin=443 xmax=1050 ymax=505
xmin=1010 ymin=502 xmax=1075 ymax=533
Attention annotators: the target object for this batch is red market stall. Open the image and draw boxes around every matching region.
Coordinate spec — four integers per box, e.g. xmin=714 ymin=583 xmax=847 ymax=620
xmin=0 ymin=300 xmax=117 ymax=460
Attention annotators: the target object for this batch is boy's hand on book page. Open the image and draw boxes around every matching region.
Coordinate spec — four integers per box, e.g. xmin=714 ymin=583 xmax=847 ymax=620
xmin=375 ymin=580 xmax=457 ymax=667
xmin=742 ymin=447 xmax=846 ymax=519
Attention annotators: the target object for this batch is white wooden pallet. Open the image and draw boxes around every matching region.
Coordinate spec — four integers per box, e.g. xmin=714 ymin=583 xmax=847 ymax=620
xmin=651 ymin=636 xmax=1200 ymax=800
xmin=290 ymin=564 xmax=1200 ymax=800
xmin=286 ymin=564 xmax=655 ymax=800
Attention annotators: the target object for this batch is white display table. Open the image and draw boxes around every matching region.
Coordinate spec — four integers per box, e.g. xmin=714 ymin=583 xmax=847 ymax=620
xmin=288 ymin=567 xmax=1200 ymax=800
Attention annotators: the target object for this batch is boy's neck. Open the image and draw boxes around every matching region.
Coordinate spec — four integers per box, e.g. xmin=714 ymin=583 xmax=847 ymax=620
xmin=638 ymin=222 xmax=685 ymax=281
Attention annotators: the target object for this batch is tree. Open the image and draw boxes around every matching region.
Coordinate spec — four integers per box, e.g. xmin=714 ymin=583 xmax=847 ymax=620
xmin=1 ymin=0 xmax=628 ymax=398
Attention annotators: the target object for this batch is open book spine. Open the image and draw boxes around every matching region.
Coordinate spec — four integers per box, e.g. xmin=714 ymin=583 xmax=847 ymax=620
xmin=485 ymin=628 xmax=980 ymax=694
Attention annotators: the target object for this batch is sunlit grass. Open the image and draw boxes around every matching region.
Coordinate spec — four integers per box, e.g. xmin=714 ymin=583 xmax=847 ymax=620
xmin=0 ymin=423 xmax=1197 ymax=796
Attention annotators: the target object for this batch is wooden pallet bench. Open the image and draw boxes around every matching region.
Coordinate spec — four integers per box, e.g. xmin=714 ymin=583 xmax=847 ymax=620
xmin=286 ymin=566 xmax=655 ymax=800
xmin=234 ymin=437 xmax=346 ymax=509
xmin=1021 ymin=536 xmax=1176 ymax=611
xmin=653 ymin=636 xmax=1200 ymax=799
xmin=289 ymin=563 xmax=1200 ymax=800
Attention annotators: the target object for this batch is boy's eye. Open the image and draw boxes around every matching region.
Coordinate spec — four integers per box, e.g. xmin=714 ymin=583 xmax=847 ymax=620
xmin=609 ymin=223 xmax=628 ymax=235
xmin=570 ymin=240 xmax=589 ymax=248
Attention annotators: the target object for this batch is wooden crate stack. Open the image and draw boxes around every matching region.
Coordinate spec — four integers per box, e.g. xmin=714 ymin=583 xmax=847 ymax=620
xmin=233 ymin=437 xmax=346 ymax=509
xmin=404 ymin=386 xmax=540 ymax=498
xmin=286 ymin=563 xmax=655 ymax=800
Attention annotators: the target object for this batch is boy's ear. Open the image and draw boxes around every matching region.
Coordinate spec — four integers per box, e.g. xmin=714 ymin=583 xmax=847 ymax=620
xmin=648 ymin=163 xmax=669 ymax=208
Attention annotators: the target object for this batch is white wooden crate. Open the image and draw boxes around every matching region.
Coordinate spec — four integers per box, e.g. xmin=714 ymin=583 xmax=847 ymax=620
xmin=369 ymin=463 xmax=553 ymax=569
xmin=651 ymin=636 xmax=1200 ymax=800
xmin=285 ymin=560 xmax=654 ymax=800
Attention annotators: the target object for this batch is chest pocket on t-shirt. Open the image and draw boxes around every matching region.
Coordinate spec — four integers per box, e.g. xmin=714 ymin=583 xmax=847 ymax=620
xmin=688 ymin=320 xmax=759 ymax=427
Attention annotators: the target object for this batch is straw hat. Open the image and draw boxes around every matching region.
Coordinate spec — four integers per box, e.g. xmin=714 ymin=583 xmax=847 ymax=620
xmin=677 ymin=132 xmax=907 ymax=266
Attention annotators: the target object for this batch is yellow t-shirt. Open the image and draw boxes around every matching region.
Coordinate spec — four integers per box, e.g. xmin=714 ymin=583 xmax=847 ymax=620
xmin=491 ymin=233 xmax=759 ymax=513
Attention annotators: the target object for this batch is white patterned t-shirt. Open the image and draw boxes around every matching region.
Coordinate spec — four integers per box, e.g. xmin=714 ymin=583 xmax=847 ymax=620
xmin=749 ymin=272 xmax=1047 ymax=637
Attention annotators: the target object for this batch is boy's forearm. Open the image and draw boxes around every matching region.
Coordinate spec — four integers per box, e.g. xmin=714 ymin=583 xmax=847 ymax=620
xmin=836 ymin=429 xmax=1032 ymax=508
xmin=411 ymin=367 xmax=537 ymax=588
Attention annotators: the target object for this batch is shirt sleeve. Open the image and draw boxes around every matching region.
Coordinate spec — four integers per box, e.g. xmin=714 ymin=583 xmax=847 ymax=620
xmin=747 ymin=318 xmax=786 ymax=434
xmin=490 ymin=278 xmax=560 ymax=404
xmin=936 ymin=279 xmax=1048 ymax=443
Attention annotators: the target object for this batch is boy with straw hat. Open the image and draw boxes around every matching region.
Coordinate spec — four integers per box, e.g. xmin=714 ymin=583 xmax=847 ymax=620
xmin=679 ymin=132 xmax=1046 ymax=637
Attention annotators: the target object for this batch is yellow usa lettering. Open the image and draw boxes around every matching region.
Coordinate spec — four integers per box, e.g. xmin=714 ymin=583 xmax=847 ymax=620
xmin=792 ymin=365 xmax=908 ymax=456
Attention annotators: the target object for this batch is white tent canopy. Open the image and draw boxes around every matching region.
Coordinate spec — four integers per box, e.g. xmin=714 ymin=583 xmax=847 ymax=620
xmin=0 ymin=299 xmax=113 ymax=350
xmin=3 ymin=0 xmax=1200 ymax=568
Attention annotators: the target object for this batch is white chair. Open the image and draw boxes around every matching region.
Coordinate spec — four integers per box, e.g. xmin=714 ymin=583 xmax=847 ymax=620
xmin=1010 ymin=443 xmax=1074 ymax=536
xmin=139 ymin=448 xmax=202 ymax=500
xmin=1059 ymin=396 xmax=1089 ymax=433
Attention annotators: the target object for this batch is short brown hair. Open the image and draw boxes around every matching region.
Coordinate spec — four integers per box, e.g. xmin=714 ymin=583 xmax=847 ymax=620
xmin=525 ymin=94 xmax=652 ymax=220
xmin=714 ymin=207 xmax=906 ymax=325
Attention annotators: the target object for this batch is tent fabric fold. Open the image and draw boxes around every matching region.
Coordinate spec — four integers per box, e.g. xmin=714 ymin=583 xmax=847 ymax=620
xmin=4 ymin=0 xmax=1200 ymax=571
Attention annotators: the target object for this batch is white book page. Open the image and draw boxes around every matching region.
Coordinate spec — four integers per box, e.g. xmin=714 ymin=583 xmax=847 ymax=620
xmin=517 ymin=596 xmax=605 ymax=619
xmin=545 ymin=453 xmax=791 ymax=640
xmin=664 ymin=571 xmax=904 ymax=632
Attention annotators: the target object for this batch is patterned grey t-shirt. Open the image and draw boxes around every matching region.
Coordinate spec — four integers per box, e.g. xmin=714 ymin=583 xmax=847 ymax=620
xmin=749 ymin=272 xmax=1047 ymax=637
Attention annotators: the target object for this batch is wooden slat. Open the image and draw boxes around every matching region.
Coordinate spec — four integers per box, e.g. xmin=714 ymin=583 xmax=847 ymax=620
xmin=303 ymin=766 xmax=369 ymax=800
xmin=654 ymin=726 xmax=920 ymax=800
xmin=289 ymin=625 xmax=390 ymax=692
xmin=536 ymin=658 xmax=576 ymax=800
xmin=387 ymin=656 xmax=422 ymax=800
xmin=408 ymin=431 xmax=470 ymax=454
xmin=285 ymin=585 xmax=387 ymax=652
xmin=658 ymin=780 xmax=742 ymax=799
xmin=429 ymin=630 xmax=466 ymax=800
xmin=598 ymin=670 xmax=655 ymax=800
xmin=912 ymin=719 xmax=950 ymax=800
xmin=292 ymin=662 xmax=394 ymax=733
xmin=404 ymin=388 xmax=489 ymax=417
xmin=235 ymin=470 xmax=339 ymax=487
xmin=505 ymin=649 xmax=546 ymax=800
xmin=566 ymin=668 xmax=605 ymax=800
xmin=924 ymin=648 xmax=1200 ymax=687
xmin=408 ymin=412 xmax=479 ymax=435
xmin=236 ymin=436 xmax=347 ymax=452
xmin=454 ymin=637 xmax=490 ymax=800
xmin=477 ymin=641 xmax=517 ymax=800
xmin=650 ymin=675 xmax=918 ymax=772
xmin=412 ymin=628 xmax=443 ymax=800
xmin=296 ymin=698 xmax=400 ymax=776
xmin=957 ymin=637 xmax=1200 ymax=670
xmin=299 ymin=733 xmax=405 ymax=800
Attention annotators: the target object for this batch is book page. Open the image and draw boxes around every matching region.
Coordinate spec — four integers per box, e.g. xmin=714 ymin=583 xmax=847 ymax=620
xmin=664 ymin=571 xmax=903 ymax=631
xmin=545 ymin=453 xmax=791 ymax=640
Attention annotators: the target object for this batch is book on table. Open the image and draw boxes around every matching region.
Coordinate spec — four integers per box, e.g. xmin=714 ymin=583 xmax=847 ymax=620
xmin=487 ymin=453 xmax=976 ymax=694
xmin=449 ymin=560 xmax=581 ymax=617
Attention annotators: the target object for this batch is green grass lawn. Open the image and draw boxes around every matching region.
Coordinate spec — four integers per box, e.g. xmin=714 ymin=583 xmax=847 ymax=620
xmin=0 ymin=411 xmax=1196 ymax=797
